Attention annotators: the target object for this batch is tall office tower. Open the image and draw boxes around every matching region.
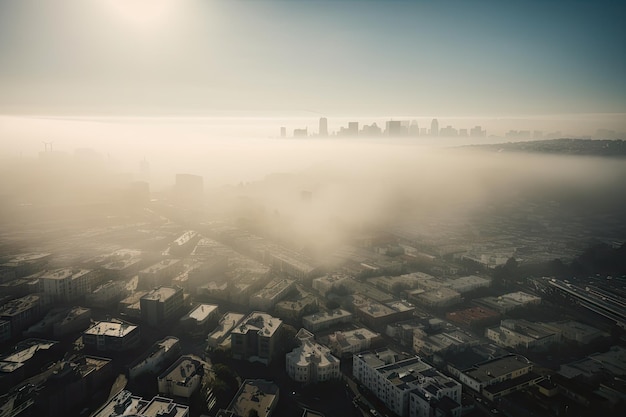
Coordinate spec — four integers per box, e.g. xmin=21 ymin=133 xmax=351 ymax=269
xmin=280 ymin=127 xmax=287 ymax=138
xmin=319 ymin=117 xmax=328 ymax=136
xmin=386 ymin=120 xmax=402 ymax=136
xmin=430 ymin=118 xmax=439 ymax=137
xmin=409 ymin=120 xmax=420 ymax=136
xmin=348 ymin=122 xmax=359 ymax=136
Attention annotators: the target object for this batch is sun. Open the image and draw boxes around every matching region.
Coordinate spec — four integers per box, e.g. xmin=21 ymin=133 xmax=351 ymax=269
xmin=99 ymin=0 xmax=177 ymax=31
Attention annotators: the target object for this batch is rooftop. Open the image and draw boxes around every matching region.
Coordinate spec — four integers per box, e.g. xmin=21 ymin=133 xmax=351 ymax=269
xmin=303 ymin=309 xmax=352 ymax=324
xmin=229 ymin=379 xmax=279 ymax=417
xmin=466 ymin=355 xmax=532 ymax=383
xmin=186 ymin=304 xmax=218 ymax=322
xmin=142 ymin=286 xmax=179 ymax=301
xmin=232 ymin=312 xmax=282 ymax=338
xmin=84 ymin=321 xmax=138 ymax=338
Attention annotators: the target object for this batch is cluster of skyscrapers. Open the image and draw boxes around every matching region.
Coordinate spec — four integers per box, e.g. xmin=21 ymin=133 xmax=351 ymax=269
xmin=282 ymin=117 xmax=487 ymax=138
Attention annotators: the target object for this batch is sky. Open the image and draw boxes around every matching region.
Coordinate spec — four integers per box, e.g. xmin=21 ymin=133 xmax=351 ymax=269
xmin=0 ymin=0 xmax=625 ymax=118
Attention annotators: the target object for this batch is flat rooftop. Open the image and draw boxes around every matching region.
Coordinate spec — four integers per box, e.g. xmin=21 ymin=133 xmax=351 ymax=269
xmin=303 ymin=309 xmax=352 ymax=324
xmin=232 ymin=312 xmax=282 ymax=338
xmin=84 ymin=321 xmax=137 ymax=338
xmin=466 ymin=355 xmax=532 ymax=383
xmin=229 ymin=379 xmax=279 ymax=417
xmin=140 ymin=259 xmax=180 ymax=274
xmin=142 ymin=286 xmax=179 ymax=301
xmin=187 ymin=304 xmax=218 ymax=322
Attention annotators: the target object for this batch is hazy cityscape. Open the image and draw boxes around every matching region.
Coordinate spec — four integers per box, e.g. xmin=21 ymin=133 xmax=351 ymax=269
xmin=1 ymin=1 xmax=626 ymax=417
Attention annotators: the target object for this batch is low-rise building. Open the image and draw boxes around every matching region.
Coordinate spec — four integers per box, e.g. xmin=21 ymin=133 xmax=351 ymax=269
xmin=39 ymin=268 xmax=93 ymax=303
xmin=409 ymin=287 xmax=462 ymax=309
xmin=92 ymin=390 xmax=189 ymax=417
xmin=158 ymin=355 xmax=209 ymax=399
xmin=459 ymin=355 xmax=540 ymax=400
xmin=286 ymin=329 xmax=340 ymax=383
xmin=218 ymin=379 xmax=279 ymax=417
xmin=446 ymin=275 xmax=491 ymax=294
xmin=302 ymin=309 xmax=353 ymax=332
xmin=446 ymin=306 xmax=500 ymax=328
xmin=0 ymin=252 xmax=51 ymax=279
xmin=140 ymin=286 xmax=185 ymax=327
xmin=320 ymin=327 xmax=381 ymax=357
xmin=83 ymin=320 xmax=141 ymax=352
xmin=353 ymin=350 xmax=461 ymax=417
xmin=0 ymin=294 xmax=42 ymax=337
xmin=128 ymin=337 xmax=181 ymax=379
xmin=250 ymin=278 xmax=295 ymax=310
xmin=138 ymin=259 xmax=182 ymax=288
xmin=207 ymin=312 xmax=246 ymax=349
xmin=231 ymin=312 xmax=282 ymax=365
xmin=413 ymin=329 xmax=480 ymax=357
xmin=486 ymin=319 xmax=561 ymax=350
xmin=312 ymin=273 xmax=350 ymax=297
xmin=353 ymin=295 xmax=415 ymax=330
xmin=180 ymin=303 xmax=219 ymax=336
xmin=86 ymin=280 xmax=128 ymax=308
xmin=548 ymin=320 xmax=606 ymax=344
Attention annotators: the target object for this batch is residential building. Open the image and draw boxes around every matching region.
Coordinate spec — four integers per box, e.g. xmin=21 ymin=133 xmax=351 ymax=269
xmin=321 ymin=327 xmax=381 ymax=357
xmin=0 ymin=294 xmax=42 ymax=337
xmin=312 ymin=273 xmax=350 ymax=297
xmin=231 ymin=312 xmax=282 ymax=365
xmin=302 ymin=309 xmax=353 ymax=332
xmin=140 ymin=286 xmax=185 ymax=327
xmin=459 ymin=355 xmax=541 ymax=400
xmin=485 ymin=319 xmax=561 ymax=350
xmin=179 ymin=303 xmax=219 ymax=336
xmin=92 ymin=390 xmax=189 ymax=417
xmin=207 ymin=312 xmax=245 ymax=349
xmin=286 ymin=329 xmax=340 ymax=383
xmin=157 ymin=355 xmax=208 ymax=399
xmin=353 ymin=350 xmax=461 ymax=417
xmin=82 ymin=320 xmax=141 ymax=352
xmin=39 ymin=268 xmax=93 ymax=303
xmin=128 ymin=337 xmax=181 ymax=379
xmin=250 ymin=278 xmax=295 ymax=310
xmin=138 ymin=259 xmax=182 ymax=289
xmin=218 ymin=379 xmax=279 ymax=417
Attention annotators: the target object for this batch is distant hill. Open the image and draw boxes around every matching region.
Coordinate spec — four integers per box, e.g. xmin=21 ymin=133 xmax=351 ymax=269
xmin=464 ymin=138 xmax=626 ymax=157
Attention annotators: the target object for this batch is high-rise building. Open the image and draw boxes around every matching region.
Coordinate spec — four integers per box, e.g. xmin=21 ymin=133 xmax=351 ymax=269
xmin=319 ymin=117 xmax=328 ymax=136
xmin=409 ymin=120 xmax=420 ymax=136
xmin=430 ymin=119 xmax=439 ymax=137
xmin=280 ymin=126 xmax=286 ymax=138
xmin=386 ymin=120 xmax=402 ymax=136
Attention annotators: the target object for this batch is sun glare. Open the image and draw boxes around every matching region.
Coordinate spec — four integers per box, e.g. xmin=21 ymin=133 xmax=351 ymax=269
xmin=100 ymin=0 xmax=177 ymax=30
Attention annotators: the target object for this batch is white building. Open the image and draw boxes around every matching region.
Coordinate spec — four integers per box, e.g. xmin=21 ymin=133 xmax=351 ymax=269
xmin=485 ymin=319 xmax=561 ymax=350
xmin=207 ymin=312 xmax=245 ymax=349
xmin=286 ymin=329 xmax=340 ymax=383
xmin=353 ymin=350 xmax=461 ymax=417
xmin=83 ymin=320 xmax=141 ymax=352
xmin=39 ymin=268 xmax=93 ymax=303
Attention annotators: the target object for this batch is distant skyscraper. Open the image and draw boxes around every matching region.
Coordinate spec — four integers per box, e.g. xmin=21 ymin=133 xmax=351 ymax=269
xmin=319 ymin=117 xmax=328 ymax=137
xmin=470 ymin=125 xmax=485 ymax=138
xmin=409 ymin=120 xmax=419 ymax=137
xmin=280 ymin=127 xmax=286 ymax=138
xmin=348 ymin=122 xmax=359 ymax=136
xmin=294 ymin=128 xmax=308 ymax=137
xmin=430 ymin=119 xmax=439 ymax=137
xmin=386 ymin=120 xmax=402 ymax=136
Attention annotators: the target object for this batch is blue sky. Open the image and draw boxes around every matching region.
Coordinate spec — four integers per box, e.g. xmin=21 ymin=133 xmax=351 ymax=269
xmin=0 ymin=0 xmax=624 ymax=117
